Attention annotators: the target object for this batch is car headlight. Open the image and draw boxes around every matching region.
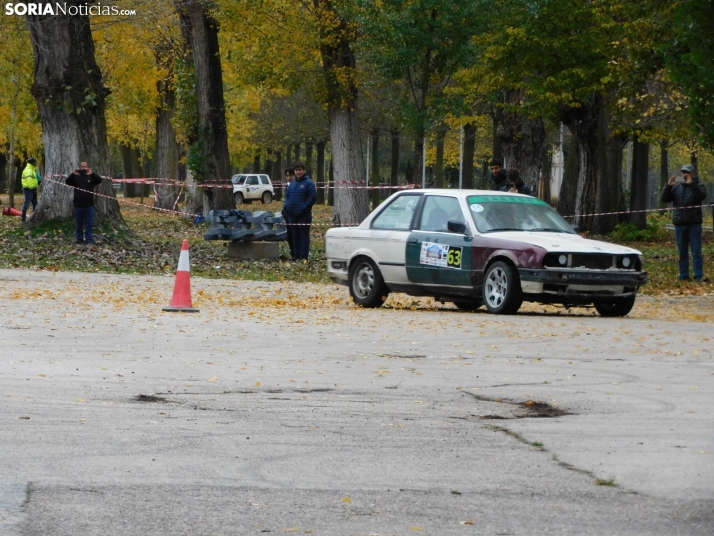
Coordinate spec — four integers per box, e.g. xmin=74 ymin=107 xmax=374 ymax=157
xmin=622 ymin=257 xmax=631 ymax=268
xmin=558 ymin=254 xmax=568 ymax=266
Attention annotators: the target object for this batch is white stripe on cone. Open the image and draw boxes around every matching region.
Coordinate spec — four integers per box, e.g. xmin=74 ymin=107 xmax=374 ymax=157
xmin=163 ymin=239 xmax=199 ymax=312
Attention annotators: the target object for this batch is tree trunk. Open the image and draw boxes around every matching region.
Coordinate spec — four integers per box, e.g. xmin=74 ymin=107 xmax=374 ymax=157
xmin=629 ymin=136 xmax=649 ymax=229
xmin=462 ymin=123 xmax=476 ymax=190
xmin=327 ymin=153 xmax=335 ymax=207
xmin=492 ymin=104 xmax=504 ymax=163
xmin=155 ymin=81 xmax=181 ymax=211
xmin=0 ymin=153 xmax=6 ymax=194
xmin=561 ymin=95 xmax=623 ymax=234
xmin=316 ymin=140 xmax=326 ymax=205
xmin=306 ymin=141 xmax=314 ymax=176
xmin=498 ymin=89 xmax=546 ymax=189
xmin=370 ymin=129 xmax=381 ymax=207
xmin=414 ymin=131 xmax=425 ymax=187
xmin=390 ymin=128 xmax=400 ymax=189
xmin=434 ymin=127 xmax=446 ymax=188
xmin=26 ymin=3 xmax=126 ymax=232
xmin=317 ymin=0 xmax=369 ymax=225
xmin=558 ymin=136 xmax=579 ymax=217
xmin=273 ymin=151 xmax=283 ymax=201
xmin=253 ymin=152 xmax=261 ymax=173
xmin=659 ymin=139 xmax=669 ymax=209
xmin=177 ymin=0 xmax=232 ymax=212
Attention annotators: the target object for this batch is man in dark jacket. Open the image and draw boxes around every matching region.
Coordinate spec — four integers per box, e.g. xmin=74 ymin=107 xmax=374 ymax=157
xmin=661 ymin=164 xmax=707 ymax=281
xmin=500 ymin=168 xmax=532 ymax=196
xmin=281 ymin=167 xmax=296 ymax=260
xmin=489 ymin=159 xmax=508 ymax=191
xmin=283 ymin=161 xmax=317 ymax=260
xmin=66 ymin=161 xmax=103 ymax=244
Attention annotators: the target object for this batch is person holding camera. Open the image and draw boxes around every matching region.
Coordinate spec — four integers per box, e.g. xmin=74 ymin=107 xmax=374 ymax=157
xmin=661 ymin=164 xmax=707 ymax=282
xmin=66 ymin=162 xmax=103 ymax=244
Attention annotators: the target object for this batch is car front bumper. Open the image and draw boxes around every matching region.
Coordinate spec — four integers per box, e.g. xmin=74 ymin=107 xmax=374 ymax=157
xmin=518 ymin=268 xmax=648 ymax=296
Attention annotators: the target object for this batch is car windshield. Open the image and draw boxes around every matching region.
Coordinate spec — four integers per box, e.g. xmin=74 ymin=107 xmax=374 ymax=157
xmin=232 ymin=175 xmax=246 ymax=185
xmin=467 ymin=195 xmax=575 ymax=234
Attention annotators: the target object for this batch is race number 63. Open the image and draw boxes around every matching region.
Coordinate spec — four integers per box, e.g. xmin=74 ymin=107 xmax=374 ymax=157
xmin=447 ymin=247 xmax=462 ymax=268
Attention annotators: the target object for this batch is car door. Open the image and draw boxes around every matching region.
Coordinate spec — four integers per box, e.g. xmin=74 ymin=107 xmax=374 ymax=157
xmin=245 ymin=175 xmax=260 ymax=199
xmin=360 ymin=193 xmax=422 ymax=284
xmin=405 ymin=194 xmax=473 ymax=288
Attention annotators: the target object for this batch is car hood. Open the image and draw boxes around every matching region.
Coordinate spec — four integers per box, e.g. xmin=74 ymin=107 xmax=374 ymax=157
xmin=482 ymin=231 xmax=642 ymax=255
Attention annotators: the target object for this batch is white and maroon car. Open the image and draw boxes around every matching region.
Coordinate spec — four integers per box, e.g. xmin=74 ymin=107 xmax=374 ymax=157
xmin=325 ymin=190 xmax=648 ymax=316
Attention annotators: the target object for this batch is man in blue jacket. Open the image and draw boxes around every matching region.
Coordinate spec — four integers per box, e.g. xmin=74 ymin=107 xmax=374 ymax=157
xmin=283 ymin=161 xmax=317 ymax=260
xmin=661 ymin=164 xmax=707 ymax=282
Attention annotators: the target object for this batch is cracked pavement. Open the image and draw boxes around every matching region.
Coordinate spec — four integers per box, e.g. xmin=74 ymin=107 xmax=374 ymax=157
xmin=1 ymin=269 xmax=712 ymax=535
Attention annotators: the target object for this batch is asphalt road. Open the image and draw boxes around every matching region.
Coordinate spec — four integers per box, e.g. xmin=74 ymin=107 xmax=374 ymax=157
xmin=0 ymin=269 xmax=712 ymax=535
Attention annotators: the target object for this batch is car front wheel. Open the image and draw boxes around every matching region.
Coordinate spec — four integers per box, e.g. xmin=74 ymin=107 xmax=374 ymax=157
xmin=482 ymin=261 xmax=522 ymax=314
xmin=234 ymin=192 xmax=244 ymax=205
xmin=349 ymin=257 xmax=389 ymax=308
xmin=262 ymin=191 xmax=272 ymax=204
xmin=594 ymin=295 xmax=636 ymax=317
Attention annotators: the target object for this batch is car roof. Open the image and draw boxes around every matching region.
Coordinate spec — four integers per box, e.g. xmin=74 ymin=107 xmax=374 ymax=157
xmin=396 ymin=188 xmax=529 ymax=198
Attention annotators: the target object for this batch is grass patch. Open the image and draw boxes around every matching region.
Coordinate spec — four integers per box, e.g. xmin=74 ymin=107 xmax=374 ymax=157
xmin=595 ymin=477 xmax=617 ymax=487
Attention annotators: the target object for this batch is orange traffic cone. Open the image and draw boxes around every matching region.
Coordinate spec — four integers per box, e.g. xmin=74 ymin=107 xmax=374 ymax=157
xmin=163 ymin=239 xmax=199 ymax=313
xmin=2 ymin=206 xmax=22 ymax=217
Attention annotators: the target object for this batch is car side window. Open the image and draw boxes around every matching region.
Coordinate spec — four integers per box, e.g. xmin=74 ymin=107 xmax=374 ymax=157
xmin=371 ymin=195 xmax=421 ymax=230
xmin=247 ymin=176 xmax=259 ymax=185
xmin=260 ymin=176 xmax=270 ymax=185
xmin=419 ymin=196 xmax=464 ymax=232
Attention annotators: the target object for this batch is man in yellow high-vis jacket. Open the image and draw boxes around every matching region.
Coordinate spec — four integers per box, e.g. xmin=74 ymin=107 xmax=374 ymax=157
xmin=21 ymin=157 xmax=41 ymax=223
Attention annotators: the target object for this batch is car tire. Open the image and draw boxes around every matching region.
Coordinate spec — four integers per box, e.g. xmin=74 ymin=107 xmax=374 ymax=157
xmin=234 ymin=192 xmax=244 ymax=205
xmin=349 ymin=257 xmax=389 ymax=308
xmin=482 ymin=261 xmax=523 ymax=314
xmin=262 ymin=191 xmax=272 ymax=204
xmin=454 ymin=300 xmax=483 ymax=312
xmin=594 ymin=295 xmax=636 ymax=317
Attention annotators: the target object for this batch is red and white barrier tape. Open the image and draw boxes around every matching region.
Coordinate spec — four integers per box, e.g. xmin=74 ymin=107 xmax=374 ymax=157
xmin=47 ymin=173 xmax=708 ymax=228
xmin=563 ymin=204 xmax=710 ymax=219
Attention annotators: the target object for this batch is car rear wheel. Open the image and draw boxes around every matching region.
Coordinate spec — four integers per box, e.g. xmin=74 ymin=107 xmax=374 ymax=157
xmin=482 ymin=261 xmax=522 ymax=314
xmin=262 ymin=191 xmax=272 ymax=204
xmin=454 ymin=300 xmax=483 ymax=312
xmin=594 ymin=295 xmax=636 ymax=317
xmin=349 ymin=257 xmax=389 ymax=308
xmin=234 ymin=192 xmax=244 ymax=205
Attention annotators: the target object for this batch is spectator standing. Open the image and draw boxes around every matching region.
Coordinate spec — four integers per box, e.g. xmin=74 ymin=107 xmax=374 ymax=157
xmin=283 ymin=161 xmax=317 ymax=261
xmin=21 ymin=157 xmax=41 ymax=223
xmin=66 ymin=161 xmax=103 ymax=244
xmin=282 ymin=167 xmax=296 ymax=260
xmin=661 ymin=164 xmax=707 ymax=281
xmin=500 ymin=168 xmax=532 ymax=196
xmin=489 ymin=159 xmax=508 ymax=191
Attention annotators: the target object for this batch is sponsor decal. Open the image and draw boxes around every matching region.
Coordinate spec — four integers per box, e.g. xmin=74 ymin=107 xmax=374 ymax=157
xmin=419 ymin=242 xmax=462 ymax=269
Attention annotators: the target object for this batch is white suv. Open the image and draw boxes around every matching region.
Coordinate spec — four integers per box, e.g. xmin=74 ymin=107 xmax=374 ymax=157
xmin=231 ymin=174 xmax=274 ymax=205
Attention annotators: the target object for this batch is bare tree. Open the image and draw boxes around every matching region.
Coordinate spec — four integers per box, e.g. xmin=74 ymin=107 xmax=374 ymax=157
xmin=26 ymin=2 xmax=126 ymax=231
xmin=176 ymin=0 xmax=232 ymax=212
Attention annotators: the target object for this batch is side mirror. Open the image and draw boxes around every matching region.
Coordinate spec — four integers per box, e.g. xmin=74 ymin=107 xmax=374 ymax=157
xmin=571 ymin=225 xmax=581 ymax=233
xmin=447 ymin=220 xmax=467 ymax=234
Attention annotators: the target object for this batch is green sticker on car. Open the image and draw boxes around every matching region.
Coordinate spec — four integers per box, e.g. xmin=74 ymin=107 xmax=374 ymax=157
xmin=467 ymin=195 xmax=548 ymax=205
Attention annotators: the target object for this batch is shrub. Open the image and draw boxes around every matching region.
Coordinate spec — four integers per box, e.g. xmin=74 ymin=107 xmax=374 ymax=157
xmin=610 ymin=215 xmax=669 ymax=243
